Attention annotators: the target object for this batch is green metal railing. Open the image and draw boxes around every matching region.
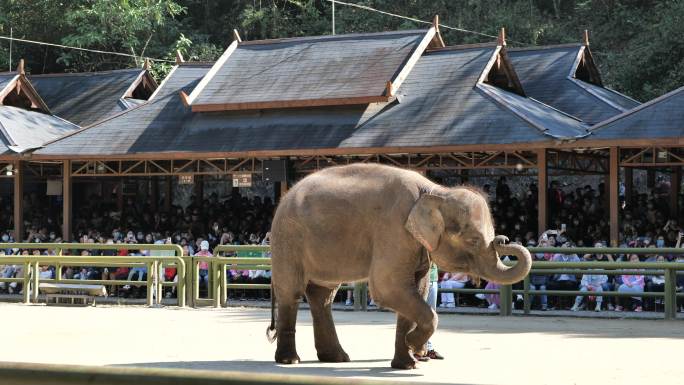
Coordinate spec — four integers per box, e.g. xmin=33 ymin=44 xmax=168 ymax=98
xmin=205 ymin=245 xmax=684 ymax=320
xmin=203 ymin=245 xmax=359 ymax=309
xmin=509 ymin=247 xmax=684 ymax=320
xmin=0 ymin=243 xmax=186 ymax=307
xmin=211 ymin=245 xmax=271 ymax=308
xmin=2 ymin=243 xmax=683 ymax=319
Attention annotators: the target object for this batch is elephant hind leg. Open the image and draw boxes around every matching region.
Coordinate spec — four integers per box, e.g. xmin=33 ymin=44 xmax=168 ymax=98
xmin=274 ymin=285 xmax=302 ymax=364
xmin=306 ymin=282 xmax=350 ymax=363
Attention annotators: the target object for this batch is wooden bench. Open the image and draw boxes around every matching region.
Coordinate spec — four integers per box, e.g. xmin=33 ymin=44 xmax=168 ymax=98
xmin=39 ymin=283 xmax=107 ymax=306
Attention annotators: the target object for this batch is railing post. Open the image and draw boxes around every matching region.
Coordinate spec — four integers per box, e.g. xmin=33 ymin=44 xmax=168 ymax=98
xmin=156 ymin=261 xmax=163 ymax=302
xmin=22 ymin=262 xmax=30 ymax=304
xmin=523 ymin=276 xmax=531 ymax=315
xmin=220 ymin=262 xmax=227 ymax=307
xmin=193 ymin=258 xmax=199 ymax=304
xmin=32 ymin=261 xmax=39 ymax=303
xmin=146 ymin=262 xmax=154 ymax=307
xmin=500 ymin=284 xmax=512 ymax=316
xmin=213 ymin=261 xmax=221 ymax=308
xmin=183 ymin=256 xmax=193 ymax=308
xmin=664 ymin=267 xmax=677 ymax=320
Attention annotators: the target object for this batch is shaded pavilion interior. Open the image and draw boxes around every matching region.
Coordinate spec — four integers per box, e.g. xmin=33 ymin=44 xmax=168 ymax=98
xmin=0 ymin=24 xmax=681 ymax=246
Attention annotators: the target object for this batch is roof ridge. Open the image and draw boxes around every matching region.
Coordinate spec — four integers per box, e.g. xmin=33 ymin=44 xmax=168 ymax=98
xmin=239 ymin=29 xmax=428 ymax=46
xmin=178 ymin=61 xmax=215 ymax=67
xmin=426 ymin=42 xmax=497 ymax=52
xmin=508 ymin=43 xmax=582 ymax=52
xmin=477 ymin=83 xmax=588 ymax=140
xmin=29 ymin=68 xmax=144 ymax=78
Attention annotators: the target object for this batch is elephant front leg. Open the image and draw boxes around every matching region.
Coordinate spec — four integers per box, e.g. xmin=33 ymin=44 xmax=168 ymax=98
xmin=372 ymin=264 xmax=436 ymax=369
xmin=305 ymin=282 xmax=350 ymax=363
xmin=392 ymin=315 xmax=418 ymax=369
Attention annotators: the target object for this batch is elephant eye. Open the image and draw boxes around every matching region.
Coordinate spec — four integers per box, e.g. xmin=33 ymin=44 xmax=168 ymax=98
xmin=466 ymin=238 xmax=480 ymax=246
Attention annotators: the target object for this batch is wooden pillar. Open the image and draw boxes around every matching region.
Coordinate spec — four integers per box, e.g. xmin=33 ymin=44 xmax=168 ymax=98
xmin=62 ymin=160 xmax=72 ymax=241
xmin=537 ymin=149 xmax=547 ymax=235
xmin=609 ymin=147 xmax=619 ymax=247
xmin=164 ymin=176 xmax=172 ymax=212
xmin=13 ymin=161 xmax=23 ymax=242
xmin=151 ymin=177 xmax=159 ymax=211
xmin=671 ymin=167 xmax=681 ymax=217
xmin=624 ymin=167 xmax=633 ymax=205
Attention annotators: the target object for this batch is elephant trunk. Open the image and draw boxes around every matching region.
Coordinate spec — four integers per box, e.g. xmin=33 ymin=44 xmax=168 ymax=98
xmin=482 ymin=242 xmax=532 ymax=285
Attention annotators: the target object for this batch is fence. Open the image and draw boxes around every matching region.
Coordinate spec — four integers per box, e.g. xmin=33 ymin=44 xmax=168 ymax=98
xmin=2 ymin=243 xmax=683 ymax=319
xmin=510 ymin=247 xmax=684 ymax=320
xmin=0 ymin=243 xmax=186 ymax=307
xmin=205 ymin=245 xmax=684 ymax=320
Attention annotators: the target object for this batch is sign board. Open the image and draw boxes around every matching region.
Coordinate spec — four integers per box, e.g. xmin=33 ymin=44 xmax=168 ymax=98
xmin=233 ymin=173 xmax=252 ymax=187
xmin=178 ymin=174 xmax=194 ymax=185
xmin=46 ymin=179 xmax=63 ymax=196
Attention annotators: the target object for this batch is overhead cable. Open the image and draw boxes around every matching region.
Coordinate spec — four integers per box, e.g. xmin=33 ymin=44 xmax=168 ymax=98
xmin=0 ymin=35 xmax=174 ymax=63
xmin=323 ymin=0 xmax=527 ymax=45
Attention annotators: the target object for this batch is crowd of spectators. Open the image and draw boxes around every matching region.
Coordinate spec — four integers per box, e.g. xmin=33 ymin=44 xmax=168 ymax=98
xmin=0 ymin=191 xmax=274 ymax=299
xmin=1 ymin=175 xmax=684 ymax=314
xmin=431 ymin=175 xmax=684 ymax=313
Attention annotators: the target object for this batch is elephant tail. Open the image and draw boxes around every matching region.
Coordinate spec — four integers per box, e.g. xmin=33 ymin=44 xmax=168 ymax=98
xmin=266 ymin=285 xmax=277 ymax=343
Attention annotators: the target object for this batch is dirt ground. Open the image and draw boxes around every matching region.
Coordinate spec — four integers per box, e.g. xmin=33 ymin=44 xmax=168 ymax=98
xmin=2 ymin=302 xmax=683 ymax=384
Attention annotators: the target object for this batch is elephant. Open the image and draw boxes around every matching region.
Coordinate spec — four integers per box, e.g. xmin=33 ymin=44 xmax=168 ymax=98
xmin=266 ymin=163 xmax=531 ymax=369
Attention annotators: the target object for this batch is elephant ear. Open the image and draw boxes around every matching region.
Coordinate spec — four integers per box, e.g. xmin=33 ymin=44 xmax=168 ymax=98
xmin=405 ymin=194 xmax=445 ymax=252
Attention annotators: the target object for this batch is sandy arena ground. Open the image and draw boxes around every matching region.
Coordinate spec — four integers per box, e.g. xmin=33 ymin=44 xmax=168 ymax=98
xmin=2 ymin=302 xmax=683 ymax=385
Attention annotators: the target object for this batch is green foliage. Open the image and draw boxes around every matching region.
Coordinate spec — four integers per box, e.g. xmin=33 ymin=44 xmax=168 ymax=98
xmin=1 ymin=0 xmax=683 ymax=101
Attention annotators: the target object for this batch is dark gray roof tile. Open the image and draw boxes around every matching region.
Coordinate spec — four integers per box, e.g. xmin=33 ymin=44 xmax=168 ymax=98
xmin=509 ymin=46 xmax=638 ymax=124
xmin=192 ymin=30 xmax=428 ymax=108
xmin=340 ymin=47 xmax=587 ymax=148
xmin=30 ymin=69 xmax=144 ymax=126
xmin=590 ymin=86 xmax=684 ymax=140
xmin=0 ymin=106 xmax=79 ymax=154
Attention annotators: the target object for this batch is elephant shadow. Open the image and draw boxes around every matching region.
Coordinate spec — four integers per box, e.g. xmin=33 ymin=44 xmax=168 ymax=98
xmin=112 ymin=360 xmax=428 ymax=379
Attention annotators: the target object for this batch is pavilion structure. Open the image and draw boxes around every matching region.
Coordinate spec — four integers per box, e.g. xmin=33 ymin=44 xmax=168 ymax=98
xmin=0 ymin=20 xmax=680 ymax=246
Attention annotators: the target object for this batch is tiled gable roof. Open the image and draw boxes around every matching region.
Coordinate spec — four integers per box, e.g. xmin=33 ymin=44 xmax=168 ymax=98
xmin=30 ymin=68 xmax=154 ymax=127
xmin=509 ymin=45 xmax=639 ymax=124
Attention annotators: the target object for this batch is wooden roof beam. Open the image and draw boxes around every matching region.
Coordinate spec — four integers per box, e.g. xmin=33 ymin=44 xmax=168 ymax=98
xmin=175 ymin=50 xmax=185 ymax=64
xmin=184 ymin=38 xmax=240 ymax=106
xmin=497 ymin=27 xmax=506 ymax=47
xmin=17 ymin=59 xmax=25 ymax=75
xmin=233 ymin=29 xmax=242 ymax=43
xmin=388 ymin=26 xmax=438 ymax=96
xmin=430 ymin=15 xmax=446 ymax=49
xmin=583 ymin=29 xmax=590 ymax=46
xmin=190 ymin=94 xmax=391 ymax=112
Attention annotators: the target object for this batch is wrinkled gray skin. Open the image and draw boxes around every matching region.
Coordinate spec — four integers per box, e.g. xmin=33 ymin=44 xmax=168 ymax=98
xmin=268 ymin=164 xmax=531 ymax=369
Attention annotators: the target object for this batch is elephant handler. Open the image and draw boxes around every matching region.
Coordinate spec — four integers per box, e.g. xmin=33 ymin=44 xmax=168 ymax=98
xmin=415 ymin=263 xmax=444 ymax=361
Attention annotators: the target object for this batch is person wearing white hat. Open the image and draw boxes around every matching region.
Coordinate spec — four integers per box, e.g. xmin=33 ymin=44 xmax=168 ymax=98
xmin=195 ymin=240 xmax=213 ymax=294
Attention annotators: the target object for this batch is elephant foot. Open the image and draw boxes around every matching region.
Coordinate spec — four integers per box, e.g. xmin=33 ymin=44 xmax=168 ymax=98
xmin=405 ymin=332 xmax=429 ymax=356
xmin=275 ymin=350 xmax=301 ymax=365
xmin=391 ymin=355 xmax=417 ymax=370
xmin=317 ymin=349 xmax=350 ymax=363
